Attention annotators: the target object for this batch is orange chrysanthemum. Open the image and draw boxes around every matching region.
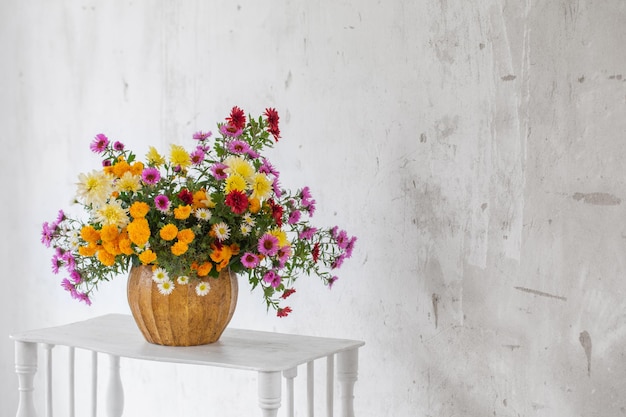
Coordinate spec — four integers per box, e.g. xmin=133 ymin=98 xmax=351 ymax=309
xmin=159 ymin=224 xmax=178 ymax=241
xmin=97 ymin=249 xmax=116 ymax=266
xmin=129 ymin=201 xmax=150 ymax=218
xmin=127 ymin=218 xmax=150 ymax=247
xmin=80 ymin=225 xmax=101 ymax=243
xmin=248 ymin=197 xmax=261 ymax=214
xmin=196 ymin=262 xmax=213 ymax=277
xmin=173 ymin=205 xmax=192 ymax=220
xmin=193 ymin=190 xmax=208 ymax=209
xmin=112 ymin=160 xmax=131 ymax=178
xmin=177 ymin=228 xmax=195 ymax=244
xmin=171 ymin=241 xmax=189 ymax=256
xmin=138 ymin=249 xmax=157 ymax=265
xmin=130 ymin=161 xmax=144 ymax=176
xmin=78 ymin=243 xmax=98 ymax=257
xmin=100 ymin=224 xmax=119 ymax=242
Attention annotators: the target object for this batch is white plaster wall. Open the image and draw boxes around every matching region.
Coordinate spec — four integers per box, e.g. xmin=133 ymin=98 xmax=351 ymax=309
xmin=2 ymin=0 xmax=626 ymax=416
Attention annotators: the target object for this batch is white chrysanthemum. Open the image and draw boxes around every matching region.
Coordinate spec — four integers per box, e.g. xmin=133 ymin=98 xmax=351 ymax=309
xmin=195 ymin=281 xmax=211 ymax=296
xmin=152 ymin=267 xmax=169 ymax=284
xmin=76 ymin=170 xmax=114 ymax=207
xmin=194 ymin=208 xmax=212 ymax=221
xmin=68 ymin=230 xmax=80 ymax=250
xmin=242 ymin=213 xmax=255 ymax=226
xmin=240 ymin=224 xmax=251 ymax=236
xmin=157 ymin=280 xmax=175 ymax=295
xmin=94 ymin=199 xmax=130 ymax=228
xmin=212 ymin=222 xmax=230 ymax=241
xmin=116 ymin=171 xmax=142 ymax=193
xmin=177 ymin=276 xmax=189 ymax=285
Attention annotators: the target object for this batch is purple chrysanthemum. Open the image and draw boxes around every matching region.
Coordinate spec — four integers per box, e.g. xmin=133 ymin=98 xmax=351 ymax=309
xmin=336 ymin=229 xmax=349 ymax=249
xmin=113 ymin=141 xmax=125 ymax=151
xmin=227 ymin=140 xmax=250 ymax=155
xmin=258 ymin=233 xmax=279 ymax=256
xmin=241 ymin=252 xmax=260 ymax=268
xmin=75 ymin=291 xmax=92 ymax=306
xmin=51 ymin=254 xmax=62 ymax=274
xmin=154 ymin=194 xmax=171 ymax=212
xmin=70 ymin=270 xmax=82 ymax=284
xmin=90 ymin=134 xmax=109 ymax=153
xmin=259 ymin=158 xmax=279 ymax=176
xmin=288 ymin=210 xmax=301 ymax=225
xmin=299 ymin=227 xmax=317 ymax=240
xmin=219 ymin=124 xmax=243 ymax=138
xmin=328 ymin=276 xmax=338 ymax=289
xmin=142 ymin=167 xmax=161 ymax=185
xmin=41 ymin=222 xmax=53 ymax=247
xmin=247 ymin=148 xmax=260 ymax=159
xmin=210 ymin=163 xmax=228 ymax=180
xmin=193 ymin=131 xmax=212 ymax=141
xmin=190 ymin=149 xmax=205 ymax=165
xmin=263 ymin=270 xmax=282 ymax=288
xmin=276 ymin=246 xmax=291 ymax=268
xmin=62 ymin=252 xmax=76 ymax=272
xmin=345 ymin=236 xmax=357 ymax=258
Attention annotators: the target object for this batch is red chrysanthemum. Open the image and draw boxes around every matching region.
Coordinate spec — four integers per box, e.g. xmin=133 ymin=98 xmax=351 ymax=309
xmin=178 ymin=189 xmax=193 ymax=205
xmin=226 ymin=106 xmax=247 ymax=130
xmin=312 ymin=242 xmax=320 ymax=263
xmin=268 ymin=199 xmax=284 ymax=227
xmin=264 ymin=107 xmax=281 ymax=141
xmin=281 ymin=288 xmax=296 ymax=299
xmin=277 ymin=306 xmax=292 ymax=318
xmin=225 ymin=190 xmax=249 ymax=215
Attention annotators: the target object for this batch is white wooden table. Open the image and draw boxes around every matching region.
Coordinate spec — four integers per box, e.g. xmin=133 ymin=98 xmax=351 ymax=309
xmin=11 ymin=314 xmax=364 ymax=417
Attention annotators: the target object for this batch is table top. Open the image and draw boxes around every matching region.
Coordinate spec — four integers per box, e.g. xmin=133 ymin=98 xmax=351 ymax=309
xmin=11 ymin=314 xmax=364 ymax=372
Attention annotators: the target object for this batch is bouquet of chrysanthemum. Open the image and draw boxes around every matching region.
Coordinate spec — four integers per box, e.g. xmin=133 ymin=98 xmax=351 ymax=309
xmin=41 ymin=106 xmax=356 ymax=316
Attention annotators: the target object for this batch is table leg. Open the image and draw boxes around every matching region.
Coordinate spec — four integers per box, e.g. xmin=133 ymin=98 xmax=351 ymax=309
xmin=337 ymin=348 xmax=359 ymax=417
xmin=15 ymin=341 xmax=38 ymax=417
xmin=106 ymin=354 xmax=124 ymax=417
xmin=257 ymin=371 xmax=281 ymax=417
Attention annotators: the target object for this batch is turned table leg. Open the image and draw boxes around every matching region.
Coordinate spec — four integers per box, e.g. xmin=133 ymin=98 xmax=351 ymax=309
xmin=257 ymin=371 xmax=281 ymax=417
xmin=337 ymin=348 xmax=359 ymax=417
xmin=15 ymin=341 xmax=38 ymax=417
xmin=106 ymin=354 xmax=124 ymax=417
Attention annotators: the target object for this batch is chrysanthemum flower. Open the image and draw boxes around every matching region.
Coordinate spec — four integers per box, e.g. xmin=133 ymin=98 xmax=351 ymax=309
xmin=129 ymin=201 xmax=150 ymax=219
xmin=159 ymin=224 xmax=178 ymax=241
xmin=127 ymin=218 xmax=151 ymax=247
xmin=116 ymin=171 xmax=142 ymax=193
xmin=190 ymin=148 xmax=205 ymax=165
xmin=177 ymin=275 xmax=190 ymax=285
xmin=226 ymin=106 xmax=246 ymax=130
xmin=100 ymin=224 xmax=119 ymax=242
xmin=138 ymin=249 xmax=157 ymax=264
xmin=196 ymin=262 xmax=213 ymax=277
xmin=169 ymin=144 xmax=191 ymax=169
xmin=171 ymin=241 xmax=189 ymax=256
xmin=258 ymin=233 xmax=279 ymax=256
xmin=281 ymin=288 xmax=296 ymax=299
xmin=225 ymin=174 xmax=247 ymax=193
xmin=152 ymin=267 xmax=169 ymax=283
xmin=94 ymin=199 xmax=130 ymax=228
xmin=250 ymin=173 xmax=273 ymax=200
xmin=192 ymin=131 xmax=212 ymax=140
xmin=224 ymin=156 xmax=254 ymax=180
xmin=225 ymin=190 xmax=249 ymax=214
xmin=288 ymin=210 xmax=301 ymax=225
xmin=174 ymin=205 xmax=192 ymax=220
xmin=240 ymin=224 xmax=251 ymax=236
xmin=177 ymin=228 xmax=195 ymax=244
xmin=210 ymin=162 xmax=228 ymax=180
xmin=269 ymin=228 xmax=288 ymax=247
xmin=264 ymin=108 xmax=280 ymax=141
xmin=241 ymin=252 xmax=260 ymax=268
xmin=195 ymin=281 xmax=211 ymax=296
xmin=227 ymin=140 xmax=250 ymax=155
xmin=76 ymin=170 xmax=114 ymax=207
xmin=157 ymin=280 xmax=175 ymax=295
xmin=242 ymin=213 xmax=255 ymax=226
xmin=194 ymin=208 xmax=211 ymax=221
xmin=154 ymin=194 xmax=171 ymax=212
xmin=212 ymin=222 xmax=230 ymax=241
xmin=113 ymin=141 xmax=124 ymax=151
xmin=141 ymin=167 xmax=161 ymax=185
xmin=146 ymin=146 xmax=165 ymax=166
xmin=263 ymin=270 xmax=281 ymax=288
xmin=90 ymin=134 xmax=109 ymax=153
xmin=277 ymin=306 xmax=292 ymax=318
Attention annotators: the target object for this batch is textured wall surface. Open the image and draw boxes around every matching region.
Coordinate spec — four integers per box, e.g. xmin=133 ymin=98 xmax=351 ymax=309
xmin=1 ymin=1 xmax=626 ymax=416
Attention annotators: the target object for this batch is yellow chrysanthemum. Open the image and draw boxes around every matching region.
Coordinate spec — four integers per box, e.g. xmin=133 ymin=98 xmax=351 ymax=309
xmin=224 ymin=156 xmax=254 ymax=180
xmin=225 ymin=174 xmax=247 ymax=193
xmin=94 ymin=199 xmax=130 ymax=228
xmin=138 ymin=249 xmax=157 ymax=265
xmin=177 ymin=228 xmax=195 ymax=244
xmin=169 ymin=144 xmax=191 ymax=168
xmin=116 ymin=171 xmax=142 ymax=193
xmin=127 ymin=218 xmax=151 ymax=247
xmin=129 ymin=201 xmax=150 ymax=218
xmin=76 ymin=170 xmax=114 ymax=208
xmin=249 ymin=173 xmax=273 ymax=200
xmin=193 ymin=190 xmax=208 ymax=209
xmin=159 ymin=224 xmax=178 ymax=241
xmin=146 ymin=146 xmax=165 ymax=166
xmin=173 ymin=205 xmax=192 ymax=220
xmin=80 ymin=225 xmax=101 ymax=243
xmin=171 ymin=241 xmax=189 ymax=256
xmin=100 ymin=224 xmax=119 ymax=242
xmin=269 ymin=228 xmax=289 ymax=248
xmin=97 ymin=249 xmax=116 ymax=267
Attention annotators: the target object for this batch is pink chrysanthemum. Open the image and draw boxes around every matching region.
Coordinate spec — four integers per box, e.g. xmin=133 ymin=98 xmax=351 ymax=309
xmin=219 ymin=124 xmax=243 ymax=138
xmin=155 ymin=194 xmax=171 ymax=212
xmin=193 ymin=131 xmax=212 ymax=140
xmin=263 ymin=270 xmax=281 ymax=288
xmin=227 ymin=140 xmax=250 ymax=155
xmin=190 ymin=149 xmax=205 ymax=165
xmin=142 ymin=167 xmax=161 ymax=185
xmin=113 ymin=141 xmax=125 ymax=151
xmin=328 ymin=276 xmax=338 ymax=289
xmin=288 ymin=210 xmax=301 ymax=225
xmin=258 ymin=233 xmax=279 ymax=256
xmin=299 ymin=227 xmax=317 ymax=240
xmin=90 ymin=134 xmax=109 ymax=153
xmin=210 ymin=163 xmax=228 ymax=180
xmin=241 ymin=252 xmax=260 ymax=268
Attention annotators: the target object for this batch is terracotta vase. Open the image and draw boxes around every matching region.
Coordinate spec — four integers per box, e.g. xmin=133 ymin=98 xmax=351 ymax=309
xmin=127 ymin=265 xmax=238 ymax=346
